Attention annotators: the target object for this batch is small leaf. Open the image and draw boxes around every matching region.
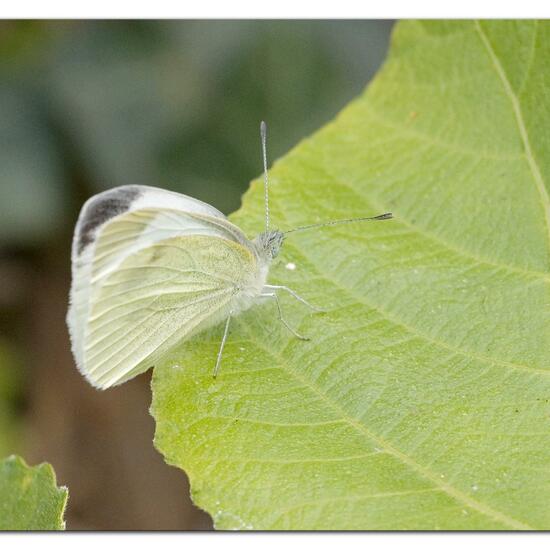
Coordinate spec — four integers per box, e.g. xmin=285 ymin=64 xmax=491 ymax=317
xmin=152 ymin=20 xmax=550 ymax=529
xmin=0 ymin=455 xmax=68 ymax=530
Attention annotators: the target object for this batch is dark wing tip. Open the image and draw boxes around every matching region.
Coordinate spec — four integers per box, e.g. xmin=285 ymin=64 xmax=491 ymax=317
xmin=76 ymin=185 xmax=143 ymax=254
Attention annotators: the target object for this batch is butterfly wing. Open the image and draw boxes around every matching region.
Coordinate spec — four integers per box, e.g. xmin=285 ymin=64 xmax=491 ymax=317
xmin=67 ymin=185 xmax=258 ymax=388
xmin=83 ymin=234 xmax=258 ymax=388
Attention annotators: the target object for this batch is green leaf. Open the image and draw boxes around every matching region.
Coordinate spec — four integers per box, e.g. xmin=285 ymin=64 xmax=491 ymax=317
xmin=0 ymin=455 xmax=68 ymax=530
xmin=151 ymin=20 xmax=550 ymax=530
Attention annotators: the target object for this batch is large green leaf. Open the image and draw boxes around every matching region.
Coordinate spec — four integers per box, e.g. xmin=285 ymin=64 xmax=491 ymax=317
xmin=151 ymin=20 xmax=550 ymax=530
xmin=0 ymin=455 xmax=68 ymax=530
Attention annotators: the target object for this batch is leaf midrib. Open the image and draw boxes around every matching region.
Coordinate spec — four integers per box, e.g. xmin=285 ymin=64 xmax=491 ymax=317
xmin=475 ymin=20 xmax=550 ymax=269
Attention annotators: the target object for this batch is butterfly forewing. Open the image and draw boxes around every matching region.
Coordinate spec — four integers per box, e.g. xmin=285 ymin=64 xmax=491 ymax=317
xmin=90 ymin=207 xmax=250 ymax=280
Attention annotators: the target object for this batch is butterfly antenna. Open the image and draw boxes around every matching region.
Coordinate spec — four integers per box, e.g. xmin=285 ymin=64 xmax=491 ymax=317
xmin=260 ymin=121 xmax=269 ymax=232
xmin=284 ymin=212 xmax=393 ymax=235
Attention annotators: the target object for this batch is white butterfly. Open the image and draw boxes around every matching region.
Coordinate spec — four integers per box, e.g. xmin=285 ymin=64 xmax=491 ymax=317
xmin=67 ymin=122 xmax=391 ymax=389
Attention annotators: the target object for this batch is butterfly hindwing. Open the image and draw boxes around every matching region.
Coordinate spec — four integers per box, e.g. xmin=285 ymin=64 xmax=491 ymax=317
xmin=83 ymin=234 xmax=258 ymax=388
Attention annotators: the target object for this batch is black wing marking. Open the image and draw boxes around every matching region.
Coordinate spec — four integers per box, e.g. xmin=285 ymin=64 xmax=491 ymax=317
xmin=77 ymin=186 xmax=143 ymax=254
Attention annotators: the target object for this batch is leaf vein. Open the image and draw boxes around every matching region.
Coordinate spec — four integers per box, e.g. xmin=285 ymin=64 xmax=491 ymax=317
xmin=475 ymin=20 xmax=550 ymax=269
xmin=249 ymin=332 xmax=533 ymax=530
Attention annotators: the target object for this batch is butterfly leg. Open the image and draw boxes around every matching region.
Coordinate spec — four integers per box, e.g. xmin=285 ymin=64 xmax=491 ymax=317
xmin=213 ymin=310 xmax=233 ymax=379
xmin=263 ymin=284 xmax=325 ymax=312
xmin=261 ymin=292 xmax=310 ymax=341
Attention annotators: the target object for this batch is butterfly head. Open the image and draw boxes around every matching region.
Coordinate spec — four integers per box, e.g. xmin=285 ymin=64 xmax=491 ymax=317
xmin=254 ymin=229 xmax=284 ymax=260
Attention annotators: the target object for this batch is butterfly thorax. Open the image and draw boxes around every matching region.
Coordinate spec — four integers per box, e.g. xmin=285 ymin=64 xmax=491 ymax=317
xmin=254 ymin=229 xmax=284 ymax=261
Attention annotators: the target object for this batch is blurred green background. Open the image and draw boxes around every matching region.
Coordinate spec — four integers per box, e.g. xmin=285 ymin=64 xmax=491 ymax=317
xmin=0 ymin=20 xmax=393 ymax=530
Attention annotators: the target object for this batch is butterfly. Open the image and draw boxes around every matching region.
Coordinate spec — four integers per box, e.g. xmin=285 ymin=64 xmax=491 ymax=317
xmin=67 ymin=122 xmax=392 ymax=389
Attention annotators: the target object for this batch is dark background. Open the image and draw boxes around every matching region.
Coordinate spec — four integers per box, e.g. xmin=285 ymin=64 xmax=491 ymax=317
xmin=0 ymin=20 xmax=393 ymax=530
